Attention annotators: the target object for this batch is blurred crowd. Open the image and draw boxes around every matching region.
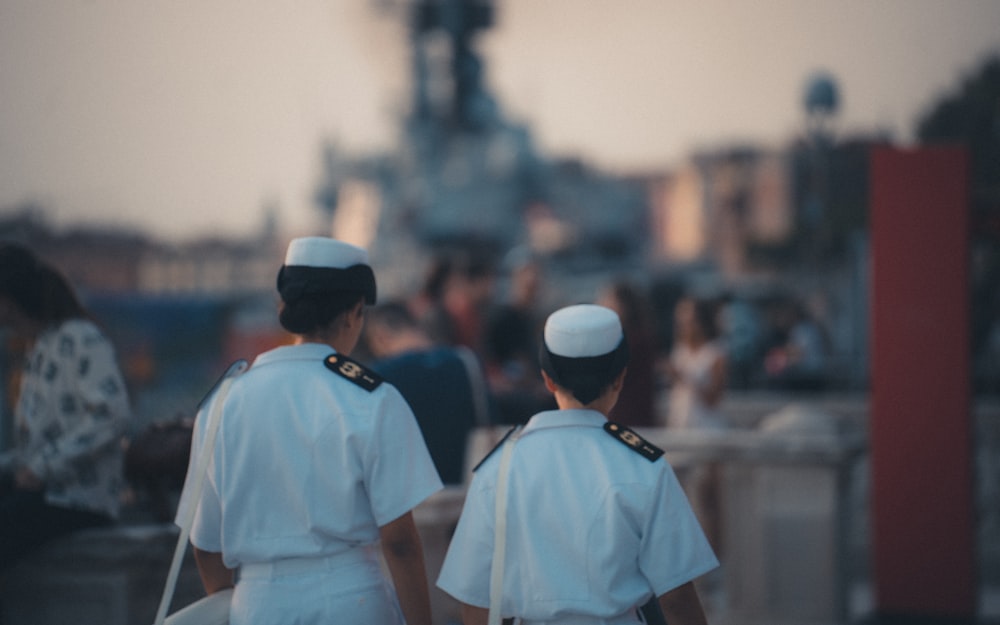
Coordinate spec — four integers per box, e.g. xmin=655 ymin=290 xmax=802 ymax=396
xmin=357 ymin=247 xmax=835 ymax=425
xmin=350 ymin=247 xmax=836 ymax=494
xmin=0 ymin=242 xmax=837 ymax=497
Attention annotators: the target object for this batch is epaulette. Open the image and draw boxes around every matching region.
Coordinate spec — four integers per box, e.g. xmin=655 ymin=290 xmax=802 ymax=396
xmin=472 ymin=425 xmax=521 ymax=472
xmin=603 ymin=422 xmax=664 ymax=462
xmin=324 ymin=353 xmax=383 ymax=392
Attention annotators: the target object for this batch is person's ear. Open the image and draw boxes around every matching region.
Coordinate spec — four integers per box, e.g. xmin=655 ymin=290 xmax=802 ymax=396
xmin=348 ymin=300 xmax=365 ymax=326
xmin=540 ymin=369 xmax=559 ymax=393
xmin=610 ymin=367 xmax=628 ymax=393
xmin=337 ymin=300 xmax=365 ymax=337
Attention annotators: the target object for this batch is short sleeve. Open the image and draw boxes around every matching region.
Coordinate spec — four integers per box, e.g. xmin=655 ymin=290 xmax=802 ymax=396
xmin=365 ymin=386 xmax=443 ymax=526
xmin=638 ymin=466 xmax=719 ymax=595
xmin=189 ymin=475 xmax=224 ymax=552
xmin=436 ymin=473 xmax=495 ymax=607
xmin=176 ymin=396 xmax=224 ymax=552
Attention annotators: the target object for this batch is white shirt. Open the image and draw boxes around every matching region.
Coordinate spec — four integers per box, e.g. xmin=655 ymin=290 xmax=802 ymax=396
xmin=667 ymin=341 xmax=726 ymax=430
xmin=437 ymin=409 xmax=717 ymax=623
xmin=14 ymin=319 xmax=130 ymax=518
xmin=177 ymin=342 xmax=443 ymax=568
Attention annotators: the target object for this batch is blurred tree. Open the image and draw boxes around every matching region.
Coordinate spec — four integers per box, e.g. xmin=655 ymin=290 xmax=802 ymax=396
xmin=917 ymin=53 xmax=1000 ymax=393
xmin=786 ymin=137 xmax=875 ymax=266
xmin=917 ymin=54 xmax=1000 ymax=238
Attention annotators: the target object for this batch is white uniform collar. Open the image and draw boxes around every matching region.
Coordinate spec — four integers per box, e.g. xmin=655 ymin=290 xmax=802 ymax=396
xmin=252 ymin=342 xmax=337 ymax=366
xmin=522 ymin=409 xmax=608 ymax=436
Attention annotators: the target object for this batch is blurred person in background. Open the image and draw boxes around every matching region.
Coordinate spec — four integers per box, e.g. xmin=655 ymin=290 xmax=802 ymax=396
xmin=763 ymin=296 xmax=830 ymax=392
xmin=714 ymin=292 xmax=763 ymax=391
xmin=418 ymin=248 xmax=496 ymax=357
xmin=665 ymin=295 xmax=728 ymax=554
xmin=410 ymin=253 xmax=455 ymax=336
xmin=597 ymin=279 xmax=659 ymax=427
xmin=483 ymin=255 xmax=554 ymax=425
xmin=364 ymin=299 xmax=493 ymax=485
xmin=665 ymin=296 xmax=728 ymax=431
xmin=0 ymin=243 xmax=130 ymax=570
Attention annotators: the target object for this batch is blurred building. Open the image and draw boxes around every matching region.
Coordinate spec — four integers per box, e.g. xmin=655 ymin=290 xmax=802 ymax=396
xmin=0 ymin=209 xmax=290 ymax=429
xmin=0 ymin=206 xmax=282 ymax=297
xmin=315 ymin=0 xmax=648 ymax=304
xmin=646 ymin=148 xmax=794 ymax=275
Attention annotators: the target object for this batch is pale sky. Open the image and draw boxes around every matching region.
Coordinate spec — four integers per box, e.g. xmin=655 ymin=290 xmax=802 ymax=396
xmin=1 ymin=0 xmax=998 ymax=242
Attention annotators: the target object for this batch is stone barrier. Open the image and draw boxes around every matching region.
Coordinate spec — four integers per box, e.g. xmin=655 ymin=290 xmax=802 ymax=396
xmin=0 ymin=524 xmax=204 ymax=625
xmin=2 ymin=395 xmax=996 ymax=625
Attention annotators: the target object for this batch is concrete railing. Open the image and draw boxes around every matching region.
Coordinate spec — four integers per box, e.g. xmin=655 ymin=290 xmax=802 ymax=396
xmin=0 ymin=524 xmax=204 ymax=625
xmin=2 ymin=394 xmax=996 ymax=625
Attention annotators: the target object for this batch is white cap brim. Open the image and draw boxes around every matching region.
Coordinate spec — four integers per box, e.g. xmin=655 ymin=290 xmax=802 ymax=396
xmin=284 ymin=237 xmax=369 ymax=268
xmin=544 ymin=304 xmax=623 ymax=358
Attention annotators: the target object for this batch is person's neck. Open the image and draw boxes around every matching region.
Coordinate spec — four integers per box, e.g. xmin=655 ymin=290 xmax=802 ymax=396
xmin=553 ymin=391 xmax=617 ymax=417
xmin=683 ymin=335 xmax=708 ymax=349
xmin=296 ymin=332 xmax=353 ymax=355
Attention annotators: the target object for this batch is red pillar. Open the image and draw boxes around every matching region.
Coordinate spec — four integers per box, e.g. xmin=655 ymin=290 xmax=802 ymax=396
xmin=869 ymin=145 xmax=977 ymax=619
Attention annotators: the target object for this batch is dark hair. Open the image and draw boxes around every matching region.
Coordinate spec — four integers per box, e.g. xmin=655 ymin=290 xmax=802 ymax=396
xmin=421 ymin=256 xmax=454 ymax=301
xmin=278 ymin=291 xmax=365 ymax=335
xmin=692 ymin=297 xmax=719 ymax=341
xmin=560 ymin=372 xmax=616 ymax=406
xmin=456 ymin=247 xmax=496 ymax=282
xmin=605 ymin=280 xmax=653 ymax=335
xmin=0 ymin=243 xmax=87 ymax=325
xmin=540 ymin=339 xmax=630 ymax=405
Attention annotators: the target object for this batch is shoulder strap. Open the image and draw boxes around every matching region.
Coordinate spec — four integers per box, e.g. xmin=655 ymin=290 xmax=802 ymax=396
xmin=603 ymin=422 xmax=664 ymax=462
xmin=472 ymin=425 xmax=519 ymax=473
xmin=154 ymin=359 xmax=248 ymax=625
xmin=324 ymin=353 xmax=382 ymax=391
xmin=489 ymin=425 xmax=521 ymax=625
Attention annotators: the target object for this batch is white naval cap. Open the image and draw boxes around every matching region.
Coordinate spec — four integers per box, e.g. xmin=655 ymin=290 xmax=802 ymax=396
xmin=544 ymin=304 xmax=624 ymax=358
xmin=284 ymin=236 xmax=369 ymax=268
xmin=278 ymin=237 xmax=376 ymax=304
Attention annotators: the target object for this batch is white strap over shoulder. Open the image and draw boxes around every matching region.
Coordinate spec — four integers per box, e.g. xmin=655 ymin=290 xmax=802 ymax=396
xmin=153 ymin=360 xmax=248 ymax=625
xmin=488 ymin=425 xmax=521 ymax=625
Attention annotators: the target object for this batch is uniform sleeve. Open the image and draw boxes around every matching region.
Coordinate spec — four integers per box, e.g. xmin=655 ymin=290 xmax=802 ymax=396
xmin=638 ymin=465 xmax=719 ymax=595
xmin=435 ymin=472 xmax=495 ymax=607
xmin=188 ymin=478 xmax=223 ymax=552
xmin=24 ymin=322 xmax=130 ymax=482
xmin=175 ymin=397 xmax=224 ymax=552
xmin=365 ymin=386 xmax=443 ymax=527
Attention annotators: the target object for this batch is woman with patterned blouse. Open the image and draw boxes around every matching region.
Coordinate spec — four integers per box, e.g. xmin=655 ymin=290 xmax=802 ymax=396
xmin=0 ymin=243 xmax=131 ymax=569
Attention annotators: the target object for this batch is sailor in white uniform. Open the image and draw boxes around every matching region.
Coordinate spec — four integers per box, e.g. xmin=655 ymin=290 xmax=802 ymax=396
xmin=437 ymin=304 xmax=717 ymax=625
xmin=177 ymin=237 xmax=443 ymax=625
